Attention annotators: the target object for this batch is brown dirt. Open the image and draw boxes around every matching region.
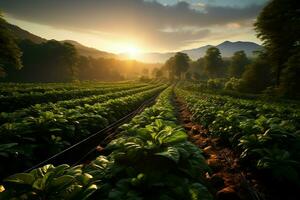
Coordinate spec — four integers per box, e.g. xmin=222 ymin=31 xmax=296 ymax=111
xmin=174 ymin=95 xmax=262 ymax=200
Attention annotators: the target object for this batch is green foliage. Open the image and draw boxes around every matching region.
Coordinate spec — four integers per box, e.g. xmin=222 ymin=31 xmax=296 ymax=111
xmin=204 ymin=47 xmax=224 ymax=78
xmin=0 ymin=164 xmax=97 ymax=200
xmin=4 ymin=40 xmax=78 ymax=82
xmin=176 ymin=87 xmax=300 ymax=183
xmin=0 ymin=83 xmax=149 ymax=112
xmin=0 ymin=83 xmax=165 ymax=178
xmin=206 ymin=78 xmax=225 ymax=90
xmin=0 ymin=13 xmax=22 ymax=76
xmin=239 ymin=52 xmax=272 ymax=93
xmin=255 ymin=147 xmax=300 ymax=183
xmin=224 ymin=77 xmax=242 ymax=91
xmin=189 ymin=58 xmax=207 ymax=80
xmin=255 ymin=0 xmax=300 ymax=86
xmin=1 ymin=87 xmax=213 ymax=200
xmin=279 ymin=49 xmax=300 ymax=99
xmin=163 ymin=52 xmax=190 ymax=80
xmin=228 ymin=51 xmax=249 ymax=78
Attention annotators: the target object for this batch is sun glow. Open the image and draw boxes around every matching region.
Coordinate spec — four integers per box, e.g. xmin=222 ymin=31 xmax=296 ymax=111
xmin=121 ymin=45 xmax=141 ymax=59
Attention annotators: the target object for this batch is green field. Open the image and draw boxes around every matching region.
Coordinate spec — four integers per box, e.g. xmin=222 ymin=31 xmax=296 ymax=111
xmin=1 ymin=0 xmax=299 ymax=199
xmin=0 ymin=81 xmax=299 ymax=200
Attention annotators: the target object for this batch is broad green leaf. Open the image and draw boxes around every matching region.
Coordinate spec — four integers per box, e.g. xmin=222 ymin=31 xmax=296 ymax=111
xmin=0 ymin=143 xmax=18 ymax=151
xmin=163 ymin=130 xmax=187 ymax=144
xmin=4 ymin=173 xmax=35 ymax=185
xmin=155 ymin=147 xmax=180 ymax=163
xmin=81 ymin=184 xmax=98 ymax=200
xmin=51 ymin=175 xmax=75 ymax=190
xmin=32 ymin=178 xmax=45 ymax=190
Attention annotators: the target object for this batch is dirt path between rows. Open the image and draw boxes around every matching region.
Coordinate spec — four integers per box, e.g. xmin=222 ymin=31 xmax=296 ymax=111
xmin=173 ymin=94 xmax=262 ymax=200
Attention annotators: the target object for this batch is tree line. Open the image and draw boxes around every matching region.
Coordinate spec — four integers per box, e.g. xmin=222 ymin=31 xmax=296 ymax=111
xmin=0 ymin=14 xmax=156 ymax=82
xmin=155 ymin=0 xmax=299 ymax=99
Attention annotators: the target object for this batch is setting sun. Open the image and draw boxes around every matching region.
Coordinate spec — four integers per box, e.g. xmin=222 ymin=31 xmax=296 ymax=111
xmin=121 ymin=45 xmax=140 ymax=59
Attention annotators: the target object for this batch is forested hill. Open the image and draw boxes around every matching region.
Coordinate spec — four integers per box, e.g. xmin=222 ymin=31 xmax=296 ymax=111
xmin=6 ymin=23 xmax=46 ymax=43
xmin=61 ymin=40 xmax=117 ymax=59
xmin=1 ymin=22 xmax=158 ymax=82
xmin=7 ymin=23 xmax=117 ymax=59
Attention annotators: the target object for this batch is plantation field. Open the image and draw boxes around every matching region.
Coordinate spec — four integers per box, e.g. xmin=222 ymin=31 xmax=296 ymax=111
xmin=0 ymin=81 xmax=299 ymax=200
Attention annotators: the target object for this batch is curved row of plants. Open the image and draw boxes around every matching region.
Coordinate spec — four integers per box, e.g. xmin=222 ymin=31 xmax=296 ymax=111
xmin=0 ymin=83 xmax=148 ymax=112
xmin=175 ymin=88 xmax=300 ymax=185
xmin=0 ymin=81 xmax=136 ymax=96
xmin=0 ymin=87 xmax=213 ymax=200
xmin=0 ymin=84 xmax=160 ymax=124
xmin=0 ymin=83 xmax=113 ymax=96
xmin=0 ymin=85 xmax=166 ymax=179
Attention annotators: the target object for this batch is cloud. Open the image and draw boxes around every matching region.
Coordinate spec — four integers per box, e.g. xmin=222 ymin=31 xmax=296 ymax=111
xmin=0 ymin=0 xmax=265 ymax=51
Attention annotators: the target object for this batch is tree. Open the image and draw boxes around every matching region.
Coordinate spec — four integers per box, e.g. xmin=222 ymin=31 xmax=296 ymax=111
xmin=0 ymin=13 xmax=22 ymax=77
xmin=173 ymin=52 xmax=190 ymax=79
xmin=62 ymin=42 xmax=78 ymax=81
xmin=204 ymin=47 xmax=223 ymax=78
xmin=185 ymin=72 xmax=192 ymax=80
xmin=192 ymin=72 xmax=201 ymax=80
xmin=228 ymin=51 xmax=249 ymax=78
xmin=163 ymin=52 xmax=190 ymax=80
xmin=190 ymin=58 xmax=207 ymax=80
xmin=151 ymin=68 xmax=163 ymax=79
xmin=279 ymin=49 xmax=300 ymax=99
xmin=239 ymin=52 xmax=272 ymax=93
xmin=255 ymin=0 xmax=300 ymax=86
xmin=155 ymin=69 xmax=163 ymax=78
xmin=4 ymin=40 xmax=79 ymax=82
xmin=142 ymin=68 xmax=149 ymax=78
xmin=163 ymin=56 xmax=175 ymax=80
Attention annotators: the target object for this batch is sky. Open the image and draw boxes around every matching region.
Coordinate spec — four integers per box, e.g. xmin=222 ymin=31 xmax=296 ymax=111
xmin=0 ymin=0 xmax=268 ymax=54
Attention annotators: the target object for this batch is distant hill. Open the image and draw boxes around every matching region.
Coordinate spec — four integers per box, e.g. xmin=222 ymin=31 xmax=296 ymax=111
xmin=7 ymin=23 xmax=262 ymax=63
xmin=7 ymin=23 xmax=117 ymax=59
xmin=215 ymin=41 xmax=262 ymax=57
xmin=140 ymin=41 xmax=263 ymax=63
xmin=62 ymin=40 xmax=117 ymax=59
xmin=7 ymin=23 xmax=47 ymax=43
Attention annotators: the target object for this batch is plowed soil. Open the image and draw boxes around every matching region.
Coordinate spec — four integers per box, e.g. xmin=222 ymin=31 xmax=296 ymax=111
xmin=174 ymin=95 xmax=263 ymax=200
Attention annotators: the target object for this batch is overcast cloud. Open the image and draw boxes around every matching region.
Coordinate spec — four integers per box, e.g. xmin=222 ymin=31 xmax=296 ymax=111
xmin=0 ymin=0 xmax=267 ymax=51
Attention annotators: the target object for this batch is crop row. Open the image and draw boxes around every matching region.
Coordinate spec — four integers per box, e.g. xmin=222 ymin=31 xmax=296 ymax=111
xmin=175 ymin=88 xmax=300 ymax=184
xmin=0 ymin=81 xmax=136 ymax=96
xmin=0 ymin=85 xmax=166 ymax=178
xmin=0 ymin=87 xmax=213 ymax=200
xmin=0 ymin=83 xmax=148 ymax=112
xmin=0 ymin=84 xmax=160 ymax=124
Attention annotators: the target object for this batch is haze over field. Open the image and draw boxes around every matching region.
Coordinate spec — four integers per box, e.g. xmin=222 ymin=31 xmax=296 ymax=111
xmin=0 ymin=0 xmax=267 ymax=60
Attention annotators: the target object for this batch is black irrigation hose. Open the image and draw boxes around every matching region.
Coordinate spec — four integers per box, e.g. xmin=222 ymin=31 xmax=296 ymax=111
xmin=24 ymin=93 xmax=160 ymax=172
xmin=71 ymin=94 xmax=159 ymax=166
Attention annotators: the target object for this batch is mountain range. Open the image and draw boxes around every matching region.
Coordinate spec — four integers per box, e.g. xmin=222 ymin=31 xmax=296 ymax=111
xmin=8 ymin=23 xmax=262 ymax=63
xmin=139 ymin=41 xmax=262 ymax=63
